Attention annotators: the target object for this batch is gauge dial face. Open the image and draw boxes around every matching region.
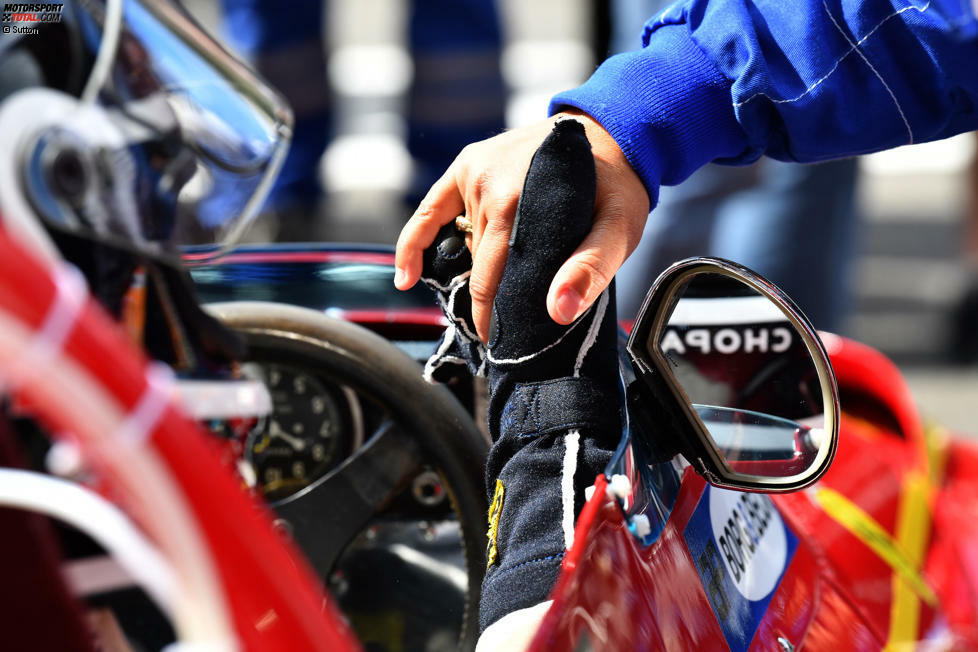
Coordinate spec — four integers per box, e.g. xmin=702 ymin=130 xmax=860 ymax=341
xmin=245 ymin=364 xmax=353 ymax=500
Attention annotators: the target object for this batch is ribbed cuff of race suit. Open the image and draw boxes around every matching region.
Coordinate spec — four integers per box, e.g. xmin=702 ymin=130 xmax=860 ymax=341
xmin=420 ymin=119 xmax=622 ymax=633
xmin=549 ymin=23 xmax=748 ymax=208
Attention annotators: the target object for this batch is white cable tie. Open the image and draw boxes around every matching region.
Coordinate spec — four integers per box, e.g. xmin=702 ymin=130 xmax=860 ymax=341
xmin=115 ymin=362 xmax=177 ymax=447
xmin=36 ymin=264 xmax=88 ymax=353
xmin=3 ymin=264 xmax=88 ymax=393
xmin=630 ymin=514 xmax=652 ymax=539
xmin=609 ymin=474 xmax=632 ymax=500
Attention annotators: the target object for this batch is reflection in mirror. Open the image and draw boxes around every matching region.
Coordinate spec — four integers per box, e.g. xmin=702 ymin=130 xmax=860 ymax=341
xmin=654 ymin=273 xmax=825 ymax=478
xmin=692 ymin=406 xmax=823 ymax=477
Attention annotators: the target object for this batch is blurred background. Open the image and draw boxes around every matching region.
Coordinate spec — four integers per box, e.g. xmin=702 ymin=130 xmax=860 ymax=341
xmin=184 ymin=0 xmax=978 ymax=436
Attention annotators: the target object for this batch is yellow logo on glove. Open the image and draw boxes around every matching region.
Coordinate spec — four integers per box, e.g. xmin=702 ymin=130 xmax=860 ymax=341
xmin=487 ymin=479 xmax=505 ymax=568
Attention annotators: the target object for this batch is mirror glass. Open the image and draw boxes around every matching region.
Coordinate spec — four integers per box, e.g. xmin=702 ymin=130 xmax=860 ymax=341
xmin=653 ymin=272 xmax=826 ymax=478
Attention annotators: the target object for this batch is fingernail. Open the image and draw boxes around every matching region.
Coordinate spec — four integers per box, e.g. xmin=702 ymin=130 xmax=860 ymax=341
xmin=554 ymin=287 xmax=584 ymax=324
xmin=394 ymin=267 xmax=406 ymax=288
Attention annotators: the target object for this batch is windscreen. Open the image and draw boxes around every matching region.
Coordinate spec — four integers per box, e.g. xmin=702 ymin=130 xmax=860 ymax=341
xmin=72 ymin=0 xmax=291 ymax=253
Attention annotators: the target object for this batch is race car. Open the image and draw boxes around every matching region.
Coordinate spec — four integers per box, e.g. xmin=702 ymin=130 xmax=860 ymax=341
xmin=184 ymin=118 xmax=978 ymax=650
xmin=183 ymin=237 xmax=978 ymax=651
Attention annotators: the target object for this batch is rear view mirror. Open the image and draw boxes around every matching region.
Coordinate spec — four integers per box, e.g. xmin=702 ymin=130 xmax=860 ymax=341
xmin=626 ymin=258 xmax=839 ymax=492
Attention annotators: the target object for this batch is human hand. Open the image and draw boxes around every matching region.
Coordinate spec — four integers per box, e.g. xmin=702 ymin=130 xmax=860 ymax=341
xmin=394 ymin=109 xmax=650 ymax=342
xmin=416 ymin=116 xmax=625 ymax=634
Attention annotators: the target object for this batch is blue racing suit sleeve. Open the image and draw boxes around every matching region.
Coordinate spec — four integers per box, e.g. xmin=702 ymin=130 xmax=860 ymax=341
xmin=550 ymin=0 xmax=978 ymax=205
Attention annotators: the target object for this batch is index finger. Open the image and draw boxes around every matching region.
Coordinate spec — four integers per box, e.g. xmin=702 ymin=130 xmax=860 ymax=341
xmin=394 ymin=167 xmax=466 ymax=290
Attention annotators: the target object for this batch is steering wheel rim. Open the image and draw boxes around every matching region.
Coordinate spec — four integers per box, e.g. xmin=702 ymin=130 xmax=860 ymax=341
xmin=207 ymin=300 xmax=488 ymax=651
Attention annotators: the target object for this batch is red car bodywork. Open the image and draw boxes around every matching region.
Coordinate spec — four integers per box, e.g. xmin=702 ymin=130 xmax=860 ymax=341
xmin=0 ymin=232 xmax=363 ymax=651
xmin=532 ymin=333 xmax=978 ymax=651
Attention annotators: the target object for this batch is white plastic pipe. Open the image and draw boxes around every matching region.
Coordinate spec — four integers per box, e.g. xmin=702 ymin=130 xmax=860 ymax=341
xmin=80 ymin=0 xmax=124 ymax=104
xmin=0 ymin=468 xmax=176 ymax=613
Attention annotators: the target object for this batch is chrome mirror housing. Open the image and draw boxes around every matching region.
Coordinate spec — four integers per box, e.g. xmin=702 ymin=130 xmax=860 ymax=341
xmin=626 ymin=257 xmax=839 ymax=492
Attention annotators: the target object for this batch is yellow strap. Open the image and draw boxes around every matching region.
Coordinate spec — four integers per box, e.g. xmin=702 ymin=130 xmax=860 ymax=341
xmin=879 ymin=423 xmax=949 ymax=649
xmin=885 ymin=471 xmax=933 ymax=649
xmin=816 ymin=419 xmax=948 ymax=648
xmin=813 ymin=487 xmax=937 ymax=608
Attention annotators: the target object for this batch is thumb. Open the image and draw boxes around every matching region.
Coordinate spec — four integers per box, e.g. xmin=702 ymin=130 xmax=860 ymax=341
xmin=546 ymin=209 xmax=645 ymax=324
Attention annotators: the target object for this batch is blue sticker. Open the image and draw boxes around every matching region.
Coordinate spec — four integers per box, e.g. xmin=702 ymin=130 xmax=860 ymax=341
xmin=682 ymin=485 xmax=797 ymax=652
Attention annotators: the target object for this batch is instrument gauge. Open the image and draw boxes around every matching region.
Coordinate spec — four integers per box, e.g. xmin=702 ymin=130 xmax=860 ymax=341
xmin=245 ymin=364 xmax=362 ymax=501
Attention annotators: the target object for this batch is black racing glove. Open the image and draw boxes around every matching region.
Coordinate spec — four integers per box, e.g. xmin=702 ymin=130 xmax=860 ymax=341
xmin=422 ymin=119 xmax=623 ymax=632
xmin=420 ymin=222 xmax=486 ymax=383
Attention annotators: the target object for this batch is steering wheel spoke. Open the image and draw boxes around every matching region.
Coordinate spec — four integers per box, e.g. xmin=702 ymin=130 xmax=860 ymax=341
xmin=273 ymin=420 xmax=424 ymax=576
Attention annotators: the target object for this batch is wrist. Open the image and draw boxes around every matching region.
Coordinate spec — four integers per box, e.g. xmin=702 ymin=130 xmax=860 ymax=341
xmin=553 ymin=109 xmax=632 ymax=170
xmin=551 ymin=109 xmax=651 ymax=214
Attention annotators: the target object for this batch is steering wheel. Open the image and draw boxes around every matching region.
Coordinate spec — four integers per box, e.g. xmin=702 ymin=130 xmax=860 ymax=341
xmin=207 ymin=301 xmax=489 ymax=651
